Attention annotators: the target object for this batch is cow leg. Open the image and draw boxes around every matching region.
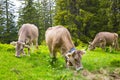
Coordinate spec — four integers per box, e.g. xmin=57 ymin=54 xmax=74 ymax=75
xmin=100 ymin=40 xmax=106 ymax=51
xmin=114 ymin=39 xmax=119 ymax=50
xmin=28 ymin=47 xmax=31 ymax=56
xmin=50 ymin=45 xmax=57 ymax=64
xmin=35 ymin=38 xmax=38 ymax=49
xmin=22 ymin=49 xmax=26 ymax=56
xmin=47 ymin=44 xmax=56 ymax=61
xmin=114 ymin=41 xmax=117 ymax=50
xmin=51 ymin=46 xmax=57 ymax=59
xmin=110 ymin=45 xmax=113 ymax=53
xmin=100 ymin=44 xmax=105 ymax=51
xmin=30 ymin=40 xmax=33 ymax=47
xmin=47 ymin=44 xmax=52 ymax=55
xmin=15 ymin=52 xmax=20 ymax=57
xmin=110 ymin=42 xmax=116 ymax=52
xmin=51 ymin=49 xmax=57 ymax=61
xmin=33 ymin=39 xmax=38 ymax=49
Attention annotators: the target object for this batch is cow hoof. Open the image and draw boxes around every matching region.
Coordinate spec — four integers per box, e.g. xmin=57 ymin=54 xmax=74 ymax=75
xmin=15 ymin=55 xmax=21 ymax=58
xmin=23 ymin=54 xmax=26 ymax=56
xmin=76 ymin=67 xmax=83 ymax=71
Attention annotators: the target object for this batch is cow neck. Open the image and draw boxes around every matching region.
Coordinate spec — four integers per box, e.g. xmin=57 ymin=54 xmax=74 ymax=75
xmin=92 ymin=38 xmax=98 ymax=47
xmin=63 ymin=39 xmax=75 ymax=52
xmin=18 ymin=32 xmax=26 ymax=43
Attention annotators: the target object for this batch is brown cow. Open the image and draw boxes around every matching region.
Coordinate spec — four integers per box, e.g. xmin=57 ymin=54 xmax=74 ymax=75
xmin=14 ymin=23 xmax=39 ymax=57
xmin=45 ymin=26 xmax=86 ymax=71
xmin=88 ymin=32 xmax=119 ymax=52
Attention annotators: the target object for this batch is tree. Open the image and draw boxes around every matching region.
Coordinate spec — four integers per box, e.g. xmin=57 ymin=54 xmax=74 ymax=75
xmin=17 ymin=0 xmax=39 ymax=27
xmin=54 ymin=0 xmax=97 ymax=44
xmin=0 ymin=1 xmax=5 ymax=39
xmin=0 ymin=0 xmax=17 ymax=43
xmin=34 ymin=0 xmax=55 ymax=43
xmin=54 ymin=0 xmax=120 ymax=44
xmin=108 ymin=0 xmax=120 ymax=33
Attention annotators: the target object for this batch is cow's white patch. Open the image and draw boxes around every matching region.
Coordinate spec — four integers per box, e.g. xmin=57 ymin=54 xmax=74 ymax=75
xmin=76 ymin=66 xmax=83 ymax=71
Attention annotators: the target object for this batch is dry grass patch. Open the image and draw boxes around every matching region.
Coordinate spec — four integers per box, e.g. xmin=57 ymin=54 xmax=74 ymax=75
xmin=81 ymin=68 xmax=120 ymax=80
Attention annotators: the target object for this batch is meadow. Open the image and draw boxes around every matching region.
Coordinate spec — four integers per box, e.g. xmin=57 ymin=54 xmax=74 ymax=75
xmin=0 ymin=43 xmax=120 ymax=80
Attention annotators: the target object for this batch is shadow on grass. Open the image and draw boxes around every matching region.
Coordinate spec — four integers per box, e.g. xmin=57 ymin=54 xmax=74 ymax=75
xmin=110 ymin=59 xmax=120 ymax=67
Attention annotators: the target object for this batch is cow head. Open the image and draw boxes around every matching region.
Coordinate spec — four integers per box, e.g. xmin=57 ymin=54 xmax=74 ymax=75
xmin=15 ymin=41 xmax=30 ymax=57
xmin=88 ymin=38 xmax=105 ymax=50
xmin=65 ymin=50 xmax=86 ymax=71
xmin=88 ymin=42 xmax=95 ymax=50
xmin=15 ymin=41 xmax=25 ymax=57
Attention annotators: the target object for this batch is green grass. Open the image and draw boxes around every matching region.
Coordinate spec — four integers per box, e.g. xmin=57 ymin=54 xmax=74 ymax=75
xmin=82 ymin=48 xmax=120 ymax=71
xmin=0 ymin=43 xmax=120 ymax=80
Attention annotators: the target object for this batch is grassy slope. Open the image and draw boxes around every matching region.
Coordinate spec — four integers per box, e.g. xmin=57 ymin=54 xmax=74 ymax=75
xmin=0 ymin=43 xmax=120 ymax=80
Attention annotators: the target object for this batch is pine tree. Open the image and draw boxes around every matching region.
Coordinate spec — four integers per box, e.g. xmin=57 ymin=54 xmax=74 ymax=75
xmin=108 ymin=0 xmax=120 ymax=33
xmin=54 ymin=0 xmax=96 ymax=43
xmin=18 ymin=0 xmax=39 ymax=27
xmin=0 ymin=1 xmax=5 ymax=38
xmin=54 ymin=0 xmax=120 ymax=43
xmin=0 ymin=0 xmax=17 ymax=43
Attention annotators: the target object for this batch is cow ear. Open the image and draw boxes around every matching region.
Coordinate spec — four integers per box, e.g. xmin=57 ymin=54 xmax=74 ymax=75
xmin=77 ymin=50 xmax=86 ymax=55
xmin=10 ymin=41 xmax=17 ymax=46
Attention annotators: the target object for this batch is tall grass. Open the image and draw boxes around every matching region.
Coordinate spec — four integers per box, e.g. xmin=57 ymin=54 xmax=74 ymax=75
xmin=0 ymin=43 xmax=120 ymax=80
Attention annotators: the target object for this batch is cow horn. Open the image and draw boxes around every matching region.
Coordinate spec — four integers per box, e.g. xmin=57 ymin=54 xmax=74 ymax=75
xmin=88 ymin=42 xmax=91 ymax=44
xmin=24 ymin=45 xmax=30 ymax=48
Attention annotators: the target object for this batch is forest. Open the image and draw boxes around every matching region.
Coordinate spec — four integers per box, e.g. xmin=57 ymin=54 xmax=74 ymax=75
xmin=0 ymin=0 xmax=120 ymax=44
xmin=0 ymin=0 xmax=120 ymax=80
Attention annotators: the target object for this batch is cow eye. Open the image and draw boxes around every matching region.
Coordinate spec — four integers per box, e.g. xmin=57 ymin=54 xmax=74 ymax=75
xmin=93 ymin=46 xmax=95 ymax=48
xmin=74 ymin=58 xmax=78 ymax=62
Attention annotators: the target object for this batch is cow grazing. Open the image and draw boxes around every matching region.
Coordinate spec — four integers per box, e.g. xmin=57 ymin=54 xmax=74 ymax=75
xmin=15 ymin=23 xmax=39 ymax=57
xmin=45 ymin=26 xmax=86 ymax=71
xmin=88 ymin=32 xmax=119 ymax=52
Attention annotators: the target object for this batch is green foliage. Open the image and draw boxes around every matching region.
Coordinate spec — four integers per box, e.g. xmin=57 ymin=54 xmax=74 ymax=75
xmin=83 ymin=48 xmax=120 ymax=71
xmin=0 ymin=0 xmax=17 ymax=43
xmin=17 ymin=0 xmax=39 ymax=26
xmin=54 ymin=0 xmax=120 ymax=44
